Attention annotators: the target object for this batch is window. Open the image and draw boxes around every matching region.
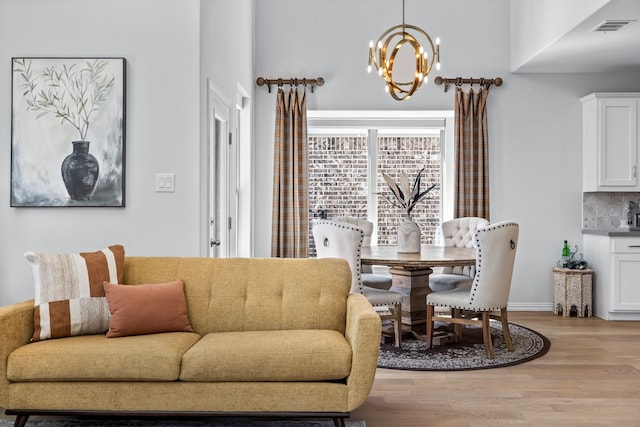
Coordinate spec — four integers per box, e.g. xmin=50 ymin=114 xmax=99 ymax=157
xmin=308 ymin=110 xmax=454 ymax=251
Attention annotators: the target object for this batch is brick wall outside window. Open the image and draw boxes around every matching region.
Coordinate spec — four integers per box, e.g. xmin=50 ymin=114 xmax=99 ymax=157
xmin=308 ymin=134 xmax=441 ymax=253
xmin=376 ymin=136 xmax=441 ymax=245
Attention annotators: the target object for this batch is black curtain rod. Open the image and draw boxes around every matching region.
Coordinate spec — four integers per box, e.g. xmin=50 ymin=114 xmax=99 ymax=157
xmin=434 ymin=76 xmax=503 ymax=92
xmin=256 ymin=76 xmax=325 ymax=93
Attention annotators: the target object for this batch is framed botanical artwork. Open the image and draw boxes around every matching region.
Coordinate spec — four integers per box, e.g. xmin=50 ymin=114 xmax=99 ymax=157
xmin=11 ymin=57 xmax=126 ymax=207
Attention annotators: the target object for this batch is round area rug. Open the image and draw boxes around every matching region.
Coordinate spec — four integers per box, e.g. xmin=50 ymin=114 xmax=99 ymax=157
xmin=378 ymin=323 xmax=550 ymax=371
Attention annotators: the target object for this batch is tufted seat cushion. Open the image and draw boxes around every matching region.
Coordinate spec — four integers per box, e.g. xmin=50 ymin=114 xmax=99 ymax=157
xmin=428 ymin=274 xmax=473 ymax=292
xmin=361 ymin=273 xmax=392 ymax=290
xmin=179 ymin=330 xmax=352 ymax=382
xmin=362 ymin=286 xmax=402 ymax=306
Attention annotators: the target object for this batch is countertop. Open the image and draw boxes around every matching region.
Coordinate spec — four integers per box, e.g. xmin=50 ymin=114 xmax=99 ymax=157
xmin=582 ymin=229 xmax=640 ymax=236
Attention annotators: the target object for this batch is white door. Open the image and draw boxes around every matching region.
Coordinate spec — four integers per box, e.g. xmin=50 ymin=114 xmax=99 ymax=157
xmin=207 ymin=81 xmax=235 ymax=257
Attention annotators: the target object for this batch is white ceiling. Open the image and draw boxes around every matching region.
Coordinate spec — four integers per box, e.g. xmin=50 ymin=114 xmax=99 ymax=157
xmin=515 ymin=0 xmax=640 ymax=73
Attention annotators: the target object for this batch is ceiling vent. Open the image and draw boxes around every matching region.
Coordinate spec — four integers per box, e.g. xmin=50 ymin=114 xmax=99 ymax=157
xmin=590 ymin=20 xmax=636 ymax=32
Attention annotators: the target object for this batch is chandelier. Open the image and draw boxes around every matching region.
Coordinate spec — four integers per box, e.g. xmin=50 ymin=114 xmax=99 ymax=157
xmin=367 ymin=0 xmax=440 ymax=101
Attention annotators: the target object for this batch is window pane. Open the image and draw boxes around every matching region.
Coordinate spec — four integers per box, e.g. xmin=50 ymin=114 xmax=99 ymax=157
xmin=308 ymin=132 xmax=442 ymax=253
xmin=377 ymin=135 xmax=441 ymax=245
xmin=308 ymin=135 xmax=369 ymax=254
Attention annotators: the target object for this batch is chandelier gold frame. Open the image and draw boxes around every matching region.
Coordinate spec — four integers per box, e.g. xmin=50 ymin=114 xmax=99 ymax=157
xmin=367 ymin=0 xmax=440 ymax=101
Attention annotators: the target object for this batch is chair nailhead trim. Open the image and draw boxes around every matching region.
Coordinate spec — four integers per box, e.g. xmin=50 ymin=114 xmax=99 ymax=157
xmin=467 ymin=222 xmax=518 ymax=306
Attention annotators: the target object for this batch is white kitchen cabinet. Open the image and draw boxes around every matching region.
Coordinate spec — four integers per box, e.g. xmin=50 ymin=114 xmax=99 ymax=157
xmin=583 ymin=233 xmax=640 ymax=320
xmin=612 ymin=253 xmax=640 ymax=311
xmin=582 ymin=93 xmax=640 ymax=191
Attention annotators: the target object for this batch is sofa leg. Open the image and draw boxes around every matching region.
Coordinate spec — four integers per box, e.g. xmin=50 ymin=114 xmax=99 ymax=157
xmin=13 ymin=414 xmax=29 ymax=427
xmin=333 ymin=417 xmax=346 ymax=427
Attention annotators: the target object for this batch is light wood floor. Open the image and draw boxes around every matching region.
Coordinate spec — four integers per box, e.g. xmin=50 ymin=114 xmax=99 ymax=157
xmin=350 ymin=311 xmax=640 ymax=427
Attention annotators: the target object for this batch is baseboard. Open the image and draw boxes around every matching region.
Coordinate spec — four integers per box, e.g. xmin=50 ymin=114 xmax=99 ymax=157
xmin=508 ymin=302 xmax=554 ymax=311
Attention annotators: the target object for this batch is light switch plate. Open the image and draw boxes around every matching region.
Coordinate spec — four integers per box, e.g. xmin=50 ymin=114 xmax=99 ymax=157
xmin=156 ymin=173 xmax=175 ymax=192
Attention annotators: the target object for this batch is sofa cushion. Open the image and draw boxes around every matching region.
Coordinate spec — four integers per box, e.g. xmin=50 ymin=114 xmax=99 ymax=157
xmin=25 ymin=245 xmax=125 ymax=342
xmin=180 ymin=330 xmax=352 ymax=382
xmin=7 ymin=332 xmax=200 ymax=382
xmin=103 ymin=280 xmax=193 ymax=338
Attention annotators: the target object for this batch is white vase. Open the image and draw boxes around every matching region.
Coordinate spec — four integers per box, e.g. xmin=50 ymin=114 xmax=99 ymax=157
xmin=397 ymin=217 xmax=421 ymax=253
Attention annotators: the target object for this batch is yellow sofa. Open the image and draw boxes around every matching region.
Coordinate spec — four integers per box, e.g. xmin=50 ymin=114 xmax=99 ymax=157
xmin=0 ymin=257 xmax=382 ymax=427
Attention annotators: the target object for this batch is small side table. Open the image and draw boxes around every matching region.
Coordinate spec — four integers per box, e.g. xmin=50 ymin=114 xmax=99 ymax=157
xmin=553 ymin=268 xmax=593 ymax=317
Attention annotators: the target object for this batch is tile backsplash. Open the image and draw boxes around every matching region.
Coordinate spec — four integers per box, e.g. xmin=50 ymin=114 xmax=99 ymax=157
xmin=583 ymin=192 xmax=640 ymax=229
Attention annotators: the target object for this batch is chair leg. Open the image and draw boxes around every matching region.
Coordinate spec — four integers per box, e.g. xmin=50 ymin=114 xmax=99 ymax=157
xmin=481 ymin=311 xmax=494 ymax=359
xmin=393 ymin=304 xmax=402 ymax=348
xmin=426 ymin=304 xmax=434 ymax=349
xmin=13 ymin=415 xmax=29 ymax=427
xmin=452 ymin=308 xmax=462 ymax=340
xmin=500 ymin=307 xmax=514 ymax=351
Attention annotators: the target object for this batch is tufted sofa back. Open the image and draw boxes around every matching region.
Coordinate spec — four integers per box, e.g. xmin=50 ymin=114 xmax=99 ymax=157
xmin=122 ymin=257 xmax=352 ymax=336
xmin=440 ymin=217 xmax=489 ymax=276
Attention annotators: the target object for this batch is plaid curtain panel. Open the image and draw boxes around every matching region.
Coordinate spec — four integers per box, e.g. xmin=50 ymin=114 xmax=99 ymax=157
xmin=454 ymin=86 xmax=490 ymax=220
xmin=271 ymin=88 xmax=309 ymax=258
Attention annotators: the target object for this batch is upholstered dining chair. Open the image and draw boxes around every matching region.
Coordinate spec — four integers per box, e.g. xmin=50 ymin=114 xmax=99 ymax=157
xmin=425 ymin=221 xmax=519 ymax=359
xmin=429 ymin=217 xmax=489 ymax=292
xmin=312 ymin=219 xmax=403 ymax=347
xmin=334 ymin=216 xmax=392 ymax=291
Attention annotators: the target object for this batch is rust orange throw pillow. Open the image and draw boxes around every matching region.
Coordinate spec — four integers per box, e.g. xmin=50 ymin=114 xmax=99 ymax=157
xmin=103 ymin=280 xmax=193 ymax=338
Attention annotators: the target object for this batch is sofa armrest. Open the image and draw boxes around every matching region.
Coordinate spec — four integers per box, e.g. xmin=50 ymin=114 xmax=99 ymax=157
xmin=0 ymin=300 xmax=35 ymax=407
xmin=344 ymin=293 xmax=381 ymax=411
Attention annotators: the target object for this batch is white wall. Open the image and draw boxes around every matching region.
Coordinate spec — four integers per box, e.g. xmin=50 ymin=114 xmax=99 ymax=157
xmin=253 ymin=0 xmax=640 ymax=309
xmin=200 ymin=0 xmax=255 ymax=255
xmin=510 ymin=0 xmax=610 ymax=71
xmin=0 ymin=0 xmax=253 ymax=305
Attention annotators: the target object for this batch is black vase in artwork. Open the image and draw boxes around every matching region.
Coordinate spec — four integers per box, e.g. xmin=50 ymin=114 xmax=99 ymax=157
xmin=61 ymin=141 xmax=100 ymax=201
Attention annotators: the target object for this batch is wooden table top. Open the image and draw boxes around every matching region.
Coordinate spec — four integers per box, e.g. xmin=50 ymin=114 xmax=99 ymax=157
xmin=361 ymin=245 xmax=476 ymax=269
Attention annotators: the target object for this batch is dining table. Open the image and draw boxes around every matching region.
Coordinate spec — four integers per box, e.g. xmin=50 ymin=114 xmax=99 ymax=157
xmin=361 ymin=244 xmax=476 ymax=329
